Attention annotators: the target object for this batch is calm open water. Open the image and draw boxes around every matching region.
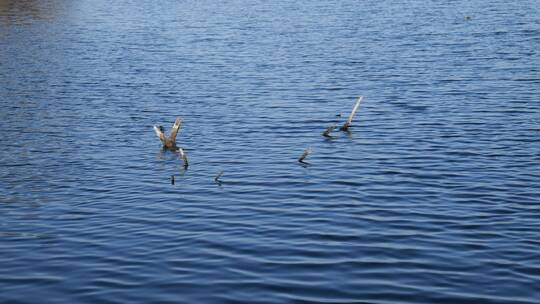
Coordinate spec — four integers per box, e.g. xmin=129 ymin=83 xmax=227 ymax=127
xmin=1 ymin=0 xmax=539 ymax=303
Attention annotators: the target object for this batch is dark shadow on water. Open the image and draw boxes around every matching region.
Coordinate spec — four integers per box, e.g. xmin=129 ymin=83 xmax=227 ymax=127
xmin=342 ymin=129 xmax=355 ymax=140
xmin=323 ymin=135 xmax=337 ymax=142
xmin=0 ymin=0 xmax=61 ymax=25
xmin=298 ymin=161 xmax=312 ymax=168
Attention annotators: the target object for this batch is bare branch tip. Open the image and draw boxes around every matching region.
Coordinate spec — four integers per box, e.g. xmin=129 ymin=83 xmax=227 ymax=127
xmin=341 ymin=96 xmax=364 ymax=131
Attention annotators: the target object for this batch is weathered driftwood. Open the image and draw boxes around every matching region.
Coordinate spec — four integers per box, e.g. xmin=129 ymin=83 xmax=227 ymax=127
xmin=153 ymin=125 xmax=165 ymax=142
xmin=154 ymin=117 xmax=183 ymax=149
xmin=298 ymin=147 xmax=312 ymax=163
xmin=322 ymin=124 xmax=336 ymax=137
xmin=340 ymin=96 xmax=363 ymax=131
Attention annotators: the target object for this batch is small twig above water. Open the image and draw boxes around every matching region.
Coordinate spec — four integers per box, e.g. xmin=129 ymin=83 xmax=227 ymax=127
xmin=298 ymin=147 xmax=312 ymax=163
xmin=214 ymin=170 xmax=224 ymax=184
xmin=322 ymin=124 xmax=336 ymax=137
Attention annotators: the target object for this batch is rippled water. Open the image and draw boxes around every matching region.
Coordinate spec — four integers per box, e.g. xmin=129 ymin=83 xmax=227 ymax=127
xmin=1 ymin=0 xmax=540 ymax=303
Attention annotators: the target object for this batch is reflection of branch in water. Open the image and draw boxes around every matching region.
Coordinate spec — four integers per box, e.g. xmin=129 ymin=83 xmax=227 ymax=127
xmin=298 ymin=161 xmax=312 ymax=168
xmin=157 ymin=146 xmax=188 ymax=172
xmin=157 ymin=149 xmax=168 ymax=160
xmin=340 ymin=96 xmax=363 ymax=131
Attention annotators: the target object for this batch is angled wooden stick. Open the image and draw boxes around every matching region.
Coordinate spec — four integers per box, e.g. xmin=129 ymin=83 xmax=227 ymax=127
xmin=298 ymin=147 xmax=312 ymax=163
xmin=169 ymin=117 xmax=182 ymax=143
xmin=340 ymin=96 xmax=363 ymax=131
xmin=153 ymin=125 xmax=166 ymax=143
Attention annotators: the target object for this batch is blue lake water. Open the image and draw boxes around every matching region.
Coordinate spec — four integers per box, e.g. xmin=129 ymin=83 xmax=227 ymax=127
xmin=1 ymin=0 xmax=539 ymax=303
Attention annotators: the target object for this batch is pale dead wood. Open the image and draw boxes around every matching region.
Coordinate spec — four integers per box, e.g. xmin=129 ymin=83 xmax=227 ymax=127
xmin=340 ymin=96 xmax=363 ymax=131
xmin=169 ymin=117 xmax=182 ymax=143
xmin=153 ymin=125 xmax=166 ymax=143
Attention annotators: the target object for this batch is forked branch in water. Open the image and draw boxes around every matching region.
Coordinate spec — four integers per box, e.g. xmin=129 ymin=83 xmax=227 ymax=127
xmin=154 ymin=117 xmax=183 ymax=149
xmin=340 ymin=96 xmax=364 ymax=131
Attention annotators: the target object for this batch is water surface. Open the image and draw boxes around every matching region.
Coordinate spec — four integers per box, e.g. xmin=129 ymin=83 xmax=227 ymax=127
xmin=1 ymin=0 xmax=539 ymax=303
